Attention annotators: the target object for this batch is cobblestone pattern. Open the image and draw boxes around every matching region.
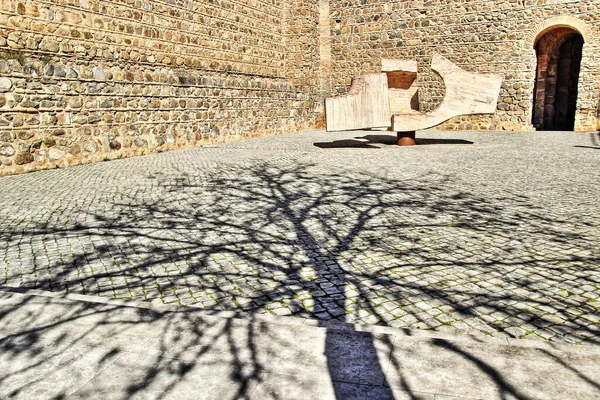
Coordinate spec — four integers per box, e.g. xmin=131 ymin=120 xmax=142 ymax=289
xmin=328 ymin=0 xmax=600 ymax=131
xmin=0 ymin=130 xmax=599 ymax=345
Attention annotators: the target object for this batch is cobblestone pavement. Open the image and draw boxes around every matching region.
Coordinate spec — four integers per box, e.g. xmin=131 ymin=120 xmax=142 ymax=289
xmin=1 ymin=130 xmax=599 ymax=344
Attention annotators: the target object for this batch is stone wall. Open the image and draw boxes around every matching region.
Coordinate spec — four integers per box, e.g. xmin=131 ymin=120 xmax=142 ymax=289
xmin=1 ymin=0 xmax=600 ymax=174
xmin=0 ymin=0 xmax=321 ymax=175
xmin=284 ymin=0 xmax=323 ymax=126
xmin=328 ymin=0 xmax=600 ymax=132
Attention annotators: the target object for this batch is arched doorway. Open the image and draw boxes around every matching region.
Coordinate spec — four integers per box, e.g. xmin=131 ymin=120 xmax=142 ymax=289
xmin=532 ymin=28 xmax=584 ymax=131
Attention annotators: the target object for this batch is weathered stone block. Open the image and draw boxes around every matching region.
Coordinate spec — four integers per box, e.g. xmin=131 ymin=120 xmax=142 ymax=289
xmin=57 ymin=113 xmax=72 ymax=125
xmin=26 ymin=115 xmax=39 ymax=125
xmin=0 ymin=143 xmax=15 ymax=156
xmin=0 ymin=131 xmax=13 ymax=142
xmin=53 ymin=65 xmax=67 ymax=78
xmin=133 ymin=137 xmax=148 ymax=147
xmin=33 ymin=149 xmax=46 ymax=162
xmin=110 ymin=140 xmax=121 ymax=150
xmin=43 ymin=137 xmax=56 ymax=147
xmin=20 ymin=99 xmax=38 ymax=108
xmin=92 ymin=67 xmax=106 ymax=81
xmin=88 ymin=114 xmax=101 ymax=124
xmin=14 ymin=152 xmax=34 ymax=165
xmin=48 ymin=148 xmax=65 ymax=160
xmin=0 ymin=78 xmax=12 ymax=92
xmin=100 ymin=135 xmax=110 ymax=152
xmin=17 ymin=143 xmax=31 ymax=153
xmin=79 ymin=68 xmax=93 ymax=79
xmin=69 ymin=143 xmax=81 ymax=155
xmin=39 ymin=37 xmax=59 ymax=53
xmin=150 ymin=134 xmax=165 ymax=147
xmin=83 ymin=140 xmax=99 ymax=153
xmin=121 ymin=136 xmax=132 ymax=148
xmin=16 ymin=130 xmax=34 ymax=140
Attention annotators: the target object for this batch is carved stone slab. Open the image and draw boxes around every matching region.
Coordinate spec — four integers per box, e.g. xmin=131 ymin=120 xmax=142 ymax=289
xmin=325 ymin=73 xmax=391 ymax=132
xmin=325 ymin=54 xmax=503 ymax=140
xmin=392 ymin=54 xmax=503 ymax=132
xmin=381 ymin=59 xmax=417 ymax=73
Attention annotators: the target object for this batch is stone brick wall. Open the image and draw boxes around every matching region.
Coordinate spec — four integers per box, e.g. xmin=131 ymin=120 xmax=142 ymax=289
xmin=328 ymin=0 xmax=600 ymax=132
xmin=284 ymin=0 xmax=323 ymax=126
xmin=0 ymin=0 xmax=321 ymax=175
xmin=1 ymin=0 xmax=599 ymax=174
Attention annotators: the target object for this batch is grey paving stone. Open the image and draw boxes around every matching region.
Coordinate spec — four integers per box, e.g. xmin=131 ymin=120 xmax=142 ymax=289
xmin=0 ymin=130 xmax=599 ymax=346
xmin=70 ymin=357 xmax=260 ymax=400
xmin=384 ymin=335 xmax=600 ymax=400
xmin=332 ymin=381 xmax=436 ymax=400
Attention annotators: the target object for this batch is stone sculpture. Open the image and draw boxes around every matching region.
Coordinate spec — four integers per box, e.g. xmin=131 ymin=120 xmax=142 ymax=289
xmin=325 ymin=54 xmax=503 ymax=146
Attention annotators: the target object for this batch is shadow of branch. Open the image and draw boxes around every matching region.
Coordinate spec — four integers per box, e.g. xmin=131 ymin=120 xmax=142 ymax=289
xmin=1 ymin=159 xmax=598 ymax=398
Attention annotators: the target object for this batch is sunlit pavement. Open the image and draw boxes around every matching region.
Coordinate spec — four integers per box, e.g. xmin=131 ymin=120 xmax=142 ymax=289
xmin=1 ymin=129 xmax=599 ymax=346
xmin=1 ymin=288 xmax=599 ymax=399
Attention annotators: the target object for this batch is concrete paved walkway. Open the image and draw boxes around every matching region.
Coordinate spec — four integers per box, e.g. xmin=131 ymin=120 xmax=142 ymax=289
xmin=1 ymin=130 xmax=599 ymax=343
xmin=2 ymin=287 xmax=600 ymax=399
xmin=0 ymin=129 xmax=599 ymax=397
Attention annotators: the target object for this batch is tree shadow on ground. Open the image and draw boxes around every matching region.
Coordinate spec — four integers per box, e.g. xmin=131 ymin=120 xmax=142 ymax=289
xmin=573 ymin=131 xmax=600 ymax=150
xmin=314 ymin=134 xmax=474 ymax=148
xmin=313 ymin=139 xmax=381 ymax=148
xmin=0 ymin=290 xmax=290 ymax=399
xmin=1 ymin=159 xmax=599 ymax=398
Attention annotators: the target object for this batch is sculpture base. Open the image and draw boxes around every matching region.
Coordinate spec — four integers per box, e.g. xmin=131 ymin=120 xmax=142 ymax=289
xmin=397 ymin=131 xmax=416 ymax=146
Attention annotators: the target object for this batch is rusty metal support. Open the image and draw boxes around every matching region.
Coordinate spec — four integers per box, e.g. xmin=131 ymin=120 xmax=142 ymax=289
xmin=397 ymin=131 xmax=416 ymax=146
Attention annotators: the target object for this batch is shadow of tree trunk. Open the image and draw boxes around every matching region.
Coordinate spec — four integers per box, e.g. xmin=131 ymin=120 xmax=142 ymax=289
xmin=1 ymin=152 xmax=599 ymax=398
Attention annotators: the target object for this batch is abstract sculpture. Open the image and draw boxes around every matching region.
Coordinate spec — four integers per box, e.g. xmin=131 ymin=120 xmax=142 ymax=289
xmin=325 ymin=54 xmax=503 ymax=146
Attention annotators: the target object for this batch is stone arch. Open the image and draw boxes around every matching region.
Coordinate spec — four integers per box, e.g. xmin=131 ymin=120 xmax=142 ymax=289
xmin=526 ymin=15 xmax=593 ymax=47
xmin=531 ymin=27 xmax=584 ymax=130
